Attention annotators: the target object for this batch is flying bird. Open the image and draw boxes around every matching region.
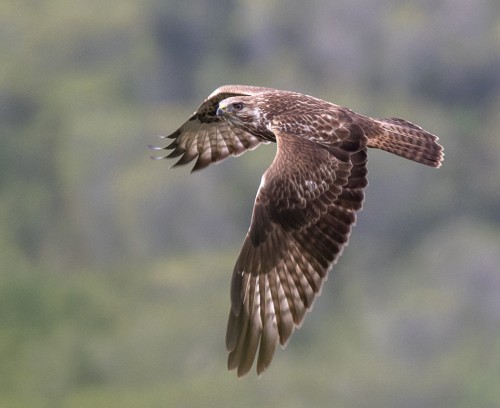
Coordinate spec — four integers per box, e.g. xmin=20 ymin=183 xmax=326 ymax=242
xmin=150 ymin=85 xmax=444 ymax=377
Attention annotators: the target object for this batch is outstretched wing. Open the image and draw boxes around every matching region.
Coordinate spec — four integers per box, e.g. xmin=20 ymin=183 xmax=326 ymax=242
xmin=149 ymin=85 xmax=276 ymax=171
xmin=226 ymin=120 xmax=368 ymax=377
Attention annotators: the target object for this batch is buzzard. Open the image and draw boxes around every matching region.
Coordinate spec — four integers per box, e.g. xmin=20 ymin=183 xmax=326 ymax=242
xmin=150 ymin=85 xmax=444 ymax=377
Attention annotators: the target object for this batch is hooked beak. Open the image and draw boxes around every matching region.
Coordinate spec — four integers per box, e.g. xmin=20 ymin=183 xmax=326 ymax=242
xmin=216 ymin=101 xmax=228 ymax=117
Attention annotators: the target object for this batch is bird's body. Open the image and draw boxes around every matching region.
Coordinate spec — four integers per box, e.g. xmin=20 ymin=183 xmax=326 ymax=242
xmin=151 ymin=85 xmax=444 ymax=377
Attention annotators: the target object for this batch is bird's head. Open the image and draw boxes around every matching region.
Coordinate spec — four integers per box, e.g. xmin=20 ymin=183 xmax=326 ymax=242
xmin=216 ymin=96 xmax=265 ymax=130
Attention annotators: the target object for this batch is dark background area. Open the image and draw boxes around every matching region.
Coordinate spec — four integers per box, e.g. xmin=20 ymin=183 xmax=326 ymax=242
xmin=1 ymin=1 xmax=500 ymax=407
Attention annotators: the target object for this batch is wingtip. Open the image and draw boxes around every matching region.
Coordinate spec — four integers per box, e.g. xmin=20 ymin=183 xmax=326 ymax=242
xmin=256 ymin=361 xmax=269 ymax=377
xmin=148 ymin=144 xmax=165 ymax=151
xmin=237 ymin=364 xmax=252 ymax=378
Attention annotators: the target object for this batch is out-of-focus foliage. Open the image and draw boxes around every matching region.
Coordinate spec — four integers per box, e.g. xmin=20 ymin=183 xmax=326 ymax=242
xmin=1 ymin=0 xmax=499 ymax=407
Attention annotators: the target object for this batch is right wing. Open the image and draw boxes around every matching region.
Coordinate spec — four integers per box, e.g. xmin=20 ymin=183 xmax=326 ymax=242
xmin=226 ymin=123 xmax=368 ymax=377
xmin=149 ymin=85 xmax=276 ymax=171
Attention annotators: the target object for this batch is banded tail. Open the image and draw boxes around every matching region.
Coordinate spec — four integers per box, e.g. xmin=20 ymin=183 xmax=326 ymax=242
xmin=368 ymin=118 xmax=444 ymax=168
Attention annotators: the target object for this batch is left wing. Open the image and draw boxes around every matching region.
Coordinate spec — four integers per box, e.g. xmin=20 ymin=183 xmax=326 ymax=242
xmin=149 ymin=85 xmax=276 ymax=171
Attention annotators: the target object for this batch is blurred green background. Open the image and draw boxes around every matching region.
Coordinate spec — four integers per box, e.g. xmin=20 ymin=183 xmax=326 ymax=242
xmin=1 ymin=1 xmax=500 ymax=407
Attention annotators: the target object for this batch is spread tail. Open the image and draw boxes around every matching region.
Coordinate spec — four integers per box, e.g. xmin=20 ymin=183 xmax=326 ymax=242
xmin=367 ymin=118 xmax=444 ymax=168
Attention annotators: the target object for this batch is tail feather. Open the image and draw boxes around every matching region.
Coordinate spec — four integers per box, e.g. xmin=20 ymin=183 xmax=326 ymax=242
xmin=367 ymin=118 xmax=444 ymax=168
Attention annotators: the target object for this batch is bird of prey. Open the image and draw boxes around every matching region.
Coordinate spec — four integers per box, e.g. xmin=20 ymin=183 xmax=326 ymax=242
xmin=150 ymin=85 xmax=444 ymax=377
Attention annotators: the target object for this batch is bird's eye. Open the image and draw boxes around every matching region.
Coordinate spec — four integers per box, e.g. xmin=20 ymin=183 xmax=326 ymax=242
xmin=233 ymin=102 xmax=244 ymax=111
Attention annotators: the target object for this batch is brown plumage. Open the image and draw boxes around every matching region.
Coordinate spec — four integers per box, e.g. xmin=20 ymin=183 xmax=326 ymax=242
xmin=150 ymin=85 xmax=444 ymax=377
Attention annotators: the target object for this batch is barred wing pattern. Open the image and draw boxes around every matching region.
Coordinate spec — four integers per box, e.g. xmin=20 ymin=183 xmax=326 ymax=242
xmin=226 ymin=123 xmax=368 ymax=376
xmin=149 ymin=85 xmax=275 ymax=171
xmin=153 ymin=85 xmax=444 ymax=377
